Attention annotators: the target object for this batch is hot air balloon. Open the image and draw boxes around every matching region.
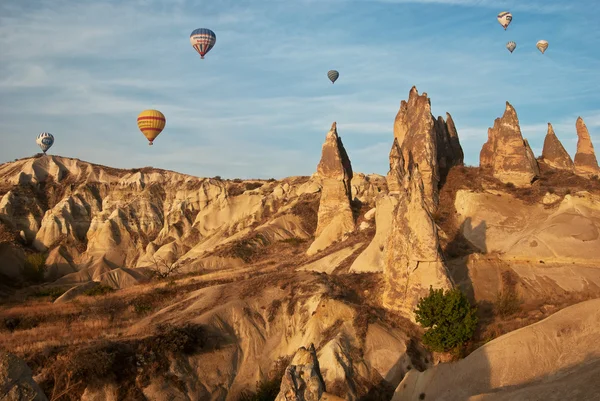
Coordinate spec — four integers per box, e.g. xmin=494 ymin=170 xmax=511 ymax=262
xmin=497 ymin=11 xmax=512 ymax=30
xmin=327 ymin=70 xmax=339 ymax=84
xmin=506 ymin=41 xmax=516 ymax=53
xmin=190 ymin=28 xmax=216 ymax=59
xmin=536 ymin=40 xmax=548 ymax=54
xmin=137 ymin=110 xmax=166 ymax=146
xmin=36 ymin=132 xmax=54 ymax=154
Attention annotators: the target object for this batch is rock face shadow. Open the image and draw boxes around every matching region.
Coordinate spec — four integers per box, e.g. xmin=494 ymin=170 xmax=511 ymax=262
xmin=444 ymin=217 xmax=487 ymax=303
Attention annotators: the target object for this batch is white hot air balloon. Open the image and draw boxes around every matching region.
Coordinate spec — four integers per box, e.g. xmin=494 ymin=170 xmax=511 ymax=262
xmin=497 ymin=11 xmax=513 ymax=30
xmin=506 ymin=41 xmax=516 ymax=53
xmin=536 ymin=40 xmax=548 ymax=54
xmin=36 ymin=132 xmax=54 ymax=154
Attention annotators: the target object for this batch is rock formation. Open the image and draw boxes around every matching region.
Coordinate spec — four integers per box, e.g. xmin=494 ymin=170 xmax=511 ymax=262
xmin=349 ymin=193 xmax=398 ymax=273
xmin=393 ymin=87 xmax=440 ymax=210
xmin=383 ymin=164 xmax=453 ymax=320
xmin=541 ymin=123 xmax=574 ymax=171
xmin=386 ymin=138 xmax=405 ymax=194
xmin=445 ymin=113 xmax=465 ymax=166
xmin=0 ymin=350 xmax=48 ymax=401
xmin=307 ymin=122 xmax=355 ymax=255
xmin=275 ymin=344 xmax=326 ymax=401
xmin=574 ymin=117 xmax=600 ymax=177
xmin=392 ymin=87 xmax=464 ymax=210
xmin=524 ymin=139 xmax=541 ymax=177
xmin=435 ymin=113 xmax=464 ymax=180
xmin=479 ymin=102 xmax=539 ymax=187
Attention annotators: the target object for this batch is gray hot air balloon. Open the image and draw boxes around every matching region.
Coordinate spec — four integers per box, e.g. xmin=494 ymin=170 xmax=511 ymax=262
xmin=506 ymin=41 xmax=516 ymax=53
xmin=327 ymin=70 xmax=339 ymax=84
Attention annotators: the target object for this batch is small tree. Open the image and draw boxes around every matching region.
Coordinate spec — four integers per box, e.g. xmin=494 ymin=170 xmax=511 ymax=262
xmin=414 ymin=286 xmax=478 ymax=353
xmin=150 ymin=256 xmax=181 ymax=279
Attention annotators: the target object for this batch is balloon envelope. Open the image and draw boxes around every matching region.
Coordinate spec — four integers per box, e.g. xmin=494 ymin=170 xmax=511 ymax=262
xmin=536 ymin=40 xmax=548 ymax=54
xmin=327 ymin=70 xmax=339 ymax=84
xmin=497 ymin=11 xmax=512 ymax=30
xmin=137 ymin=110 xmax=166 ymax=145
xmin=506 ymin=41 xmax=516 ymax=53
xmin=36 ymin=132 xmax=54 ymax=153
xmin=190 ymin=28 xmax=216 ymax=59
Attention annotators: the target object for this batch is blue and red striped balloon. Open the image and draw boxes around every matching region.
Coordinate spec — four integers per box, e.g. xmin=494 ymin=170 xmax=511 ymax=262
xmin=189 ymin=28 xmax=216 ymax=59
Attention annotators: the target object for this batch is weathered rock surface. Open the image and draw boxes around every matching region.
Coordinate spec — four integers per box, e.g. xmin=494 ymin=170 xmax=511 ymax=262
xmin=574 ymin=117 xmax=600 ymax=177
xmin=542 ymin=123 xmax=574 ymax=171
xmin=0 ymin=154 xmax=385 ymax=285
xmin=307 ymin=123 xmax=356 ymax=255
xmin=392 ymin=298 xmax=600 ymax=401
xmin=386 ymin=139 xmax=405 ymax=194
xmin=393 ymin=87 xmax=440 ymax=210
xmin=0 ymin=350 xmax=48 ymax=401
xmin=479 ymin=102 xmax=539 ymax=187
xmin=435 ymin=113 xmax=464 ymax=180
xmin=454 ymin=190 xmax=600 ymax=263
xmin=275 ymin=344 xmax=325 ymax=401
xmin=350 ymin=194 xmax=398 ymax=273
xmin=383 ymin=165 xmax=453 ymax=320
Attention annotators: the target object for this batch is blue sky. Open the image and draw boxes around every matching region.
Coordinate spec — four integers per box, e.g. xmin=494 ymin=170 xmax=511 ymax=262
xmin=1 ymin=0 xmax=599 ymax=179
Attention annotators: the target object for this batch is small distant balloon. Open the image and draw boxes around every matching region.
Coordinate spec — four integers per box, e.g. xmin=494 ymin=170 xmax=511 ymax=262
xmin=190 ymin=28 xmax=216 ymax=59
xmin=36 ymin=132 xmax=54 ymax=154
xmin=536 ymin=40 xmax=548 ymax=54
xmin=327 ymin=70 xmax=339 ymax=84
xmin=497 ymin=11 xmax=512 ymax=30
xmin=137 ymin=110 xmax=166 ymax=146
xmin=506 ymin=41 xmax=516 ymax=53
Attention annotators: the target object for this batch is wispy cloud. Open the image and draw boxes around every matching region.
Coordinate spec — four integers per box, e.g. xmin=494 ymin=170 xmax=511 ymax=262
xmin=0 ymin=0 xmax=598 ymax=177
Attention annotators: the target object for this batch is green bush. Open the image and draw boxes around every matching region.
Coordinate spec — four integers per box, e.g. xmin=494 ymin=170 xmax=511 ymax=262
xmin=414 ymin=286 xmax=478 ymax=353
xmin=22 ymin=253 xmax=47 ymax=283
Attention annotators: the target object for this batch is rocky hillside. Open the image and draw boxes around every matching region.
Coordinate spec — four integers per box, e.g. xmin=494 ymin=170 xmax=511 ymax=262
xmin=1 ymin=87 xmax=600 ymax=400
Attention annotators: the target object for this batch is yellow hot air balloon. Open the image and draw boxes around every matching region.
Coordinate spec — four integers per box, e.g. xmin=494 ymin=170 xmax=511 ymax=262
xmin=137 ymin=109 xmax=166 ymax=145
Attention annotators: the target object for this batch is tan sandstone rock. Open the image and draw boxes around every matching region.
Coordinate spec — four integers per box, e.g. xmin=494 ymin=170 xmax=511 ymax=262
xmin=393 ymin=87 xmax=440 ymax=210
xmin=574 ymin=117 xmax=600 ymax=177
xmin=386 ymin=138 xmax=405 ymax=194
xmin=541 ymin=123 xmax=574 ymax=171
xmin=307 ymin=123 xmax=355 ymax=255
xmin=479 ymin=102 xmax=539 ymax=187
xmin=275 ymin=344 xmax=326 ymax=401
xmin=383 ymin=165 xmax=453 ymax=320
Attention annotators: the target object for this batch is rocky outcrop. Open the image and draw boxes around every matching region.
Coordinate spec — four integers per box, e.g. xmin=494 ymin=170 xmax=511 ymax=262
xmin=386 ymin=139 xmax=405 ymax=194
xmin=0 ymin=350 xmax=48 ymax=401
xmin=524 ymin=139 xmax=541 ymax=177
xmin=392 ymin=87 xmax=464 ymax=210
xmin=307 ymin=123 xmax=355 ymax=255
xmin=349 ymin=194 xmax=398 ymax=273
xmin=435 ymin=113 xmax=464 ymax=181
xmin=541 ymin=123 xmax=574 ymax=171
xmin=444 ymin=113 xmax=465 ymax=166
xmin=275 ymin=344 xmax=326 ymax=401
xmin=393 ymin=87 xmax=440 ymax=210
xmin=574 ymin=117 xmax=600 ymax=177
xmin=479 ymin=102 xmax=539 ymax=187
xmin=383 ymin=164 xmax=453 ymax=320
